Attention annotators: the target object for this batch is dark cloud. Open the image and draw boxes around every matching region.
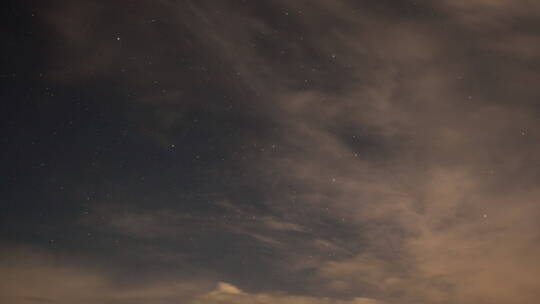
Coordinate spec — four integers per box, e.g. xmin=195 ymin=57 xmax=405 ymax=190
xmin=2 ymin=0 xmax=540 ymax=303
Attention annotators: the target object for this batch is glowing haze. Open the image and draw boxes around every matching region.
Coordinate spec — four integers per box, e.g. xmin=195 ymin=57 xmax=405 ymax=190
xmin=2 ymin=1 xmax=540 ymax=303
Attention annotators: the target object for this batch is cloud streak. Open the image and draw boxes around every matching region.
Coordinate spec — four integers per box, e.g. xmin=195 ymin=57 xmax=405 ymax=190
xmin=4 ymin=0 xmax=540 ymax=303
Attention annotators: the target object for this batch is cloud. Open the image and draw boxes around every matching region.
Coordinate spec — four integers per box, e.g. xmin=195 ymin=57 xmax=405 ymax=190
xmin=0 ymin=247 xmax=211 ymax=304
xmin=192 ymin=281 xmax=383 ymax=304
xmin=30 ymin=0 xmax=540 ymax=303
xmin=0 ymin=247 xmax=385 ymax=304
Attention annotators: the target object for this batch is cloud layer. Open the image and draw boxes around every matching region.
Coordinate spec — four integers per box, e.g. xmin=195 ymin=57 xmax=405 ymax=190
xmin=3 ymin=0 xmax=540 ymax=303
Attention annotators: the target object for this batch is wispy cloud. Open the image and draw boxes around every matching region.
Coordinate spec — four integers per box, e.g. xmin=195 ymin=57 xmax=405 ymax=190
xmin=14 ymin=0 xmax=540 ymax=303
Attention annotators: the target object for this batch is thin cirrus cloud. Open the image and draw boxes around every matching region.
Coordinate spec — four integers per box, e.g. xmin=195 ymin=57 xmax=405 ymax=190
xmin=3 ymin=0 xmax=540 ymax=303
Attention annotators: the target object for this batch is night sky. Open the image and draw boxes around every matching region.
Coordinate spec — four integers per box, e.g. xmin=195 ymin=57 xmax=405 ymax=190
xmin=2 ymin=1 xmax=540 ymax=303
